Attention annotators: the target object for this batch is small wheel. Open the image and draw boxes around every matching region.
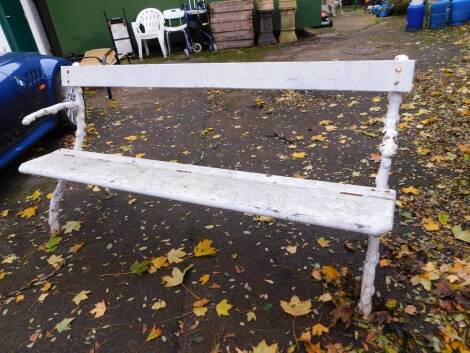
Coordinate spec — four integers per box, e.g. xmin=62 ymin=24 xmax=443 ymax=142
xmin=192 ymin=42 xmax=203 ymax=53
xmin=184 ymin=48 xmax=190 ymax=57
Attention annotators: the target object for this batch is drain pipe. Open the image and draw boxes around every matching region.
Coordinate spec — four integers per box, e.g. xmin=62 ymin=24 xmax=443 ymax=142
xmin=19 ymin=0 xmax=52 ymax=55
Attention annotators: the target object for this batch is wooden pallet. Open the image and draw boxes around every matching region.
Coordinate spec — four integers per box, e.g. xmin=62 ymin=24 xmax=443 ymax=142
xmin=209 ymin=0 xmax=254 ymax=49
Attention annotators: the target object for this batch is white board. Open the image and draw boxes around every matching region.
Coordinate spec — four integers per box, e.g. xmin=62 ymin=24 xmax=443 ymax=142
xmin=61 ymin=59 xmax=415 ymax=92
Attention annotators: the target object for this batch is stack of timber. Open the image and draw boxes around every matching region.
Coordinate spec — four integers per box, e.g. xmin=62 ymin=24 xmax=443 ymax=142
xmin=209 ymin=0 xmax=254 ymax=49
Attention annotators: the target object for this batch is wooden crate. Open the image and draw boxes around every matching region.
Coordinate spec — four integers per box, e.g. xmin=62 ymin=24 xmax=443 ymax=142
xmin=209 ymin=0 xmax=254 ymax=49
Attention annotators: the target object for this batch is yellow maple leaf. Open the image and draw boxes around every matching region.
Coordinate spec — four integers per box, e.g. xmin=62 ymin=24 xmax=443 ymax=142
xmin=124 ymin=135 xmax=138 ymax=142
xmin=317 ymin=237 xmax=330 ymax=248
xmin=40 ymin=281 xmax=52 ymax=292
xmin=26 ymin=190 xmax=42 ymax=201
xmin=216 ymin=299 xmax=233 ymax=316
xmin=199 ymin=274 xmax=210 ymax=285
xmin=90 ymin=301 xmax=107 ymax=318
xmin=311 ymin=323 xmax=329 ymax=336
xmin=47 ymin=254 xmax=64 ymax=269
xmin=148 ymin=256 xmax=168 ymax=273
xmin=247 ymin=311 xmax=256 ymax=322
xmin=2 ymin=254 xmax=17 ymax=264
xmin=167 ymin=248 xmax=186 ymax=264
xmin=422 ymin=218 xmax=440 ymax=231
xmin=16 ymin=294 xmax=25 ymax=302
xmin=385 ymin=299 xmax=398 ymax=309
xmin=401 ymin=186 xmax=420 ymax=195
xmin=161 ymin=264 xmax=193 ymax=288
xmin=72 ymin=290 xmax=91 ymax=305
xmin=192 ymin=298 xmax=210 ymax=317
xmin=321 ymin=265 xmax=341 ymax=283
xmin=146 ymin=325 xmax=162 ymax=342
xmin=135 ymin=153 xmax=146 ymax=159
xmin=291 ymin=152 xmax=306 ymax=159
xmin=194 ymin=239 xmax=217 ymax=257
xmin=0 ymin=271 xmax=6 ymax=280
xmin=410 ymin=274 xmax=432 ymax=291
xmin=151 ymin=299 xmax=166 ymax=310
xmin=280 ymin=296 xmax=312 ymax=317
xmin=310 ymin=134 xmax=326 ymax=142
xmin=252 ymin=340 xmax=279 ymax=353
xmin=17 ymin=206 xmax=37 ymax=218
xmin=0 ymin=209 xmax=9 ymax=217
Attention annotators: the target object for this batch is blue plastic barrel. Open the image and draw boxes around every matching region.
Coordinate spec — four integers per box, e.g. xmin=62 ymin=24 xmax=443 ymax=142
xmin=449 ymin=0 xmax=470 ymax=26
xmin=429 ymin=0 xmax=450 ymax=29
xmin=406 ymin=3 xmax=425 ymax=31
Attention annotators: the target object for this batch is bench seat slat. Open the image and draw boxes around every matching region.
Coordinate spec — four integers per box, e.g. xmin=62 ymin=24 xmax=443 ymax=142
xmin=19 ymin=149 xmax=396 ymax=235
xmin=62 ymin=61 xmax=415 ymax=93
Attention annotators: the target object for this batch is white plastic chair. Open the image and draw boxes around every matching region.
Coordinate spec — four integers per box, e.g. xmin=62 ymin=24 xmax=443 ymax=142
xmin=132 ymin=8 xmax=167 ymax=60
xmin=163 ymin=8 xmax=191 ymax=56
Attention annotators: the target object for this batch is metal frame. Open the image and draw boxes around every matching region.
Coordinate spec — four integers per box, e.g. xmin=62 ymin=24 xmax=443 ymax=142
xmin=21 ymin=56 xmax=415 ymax=318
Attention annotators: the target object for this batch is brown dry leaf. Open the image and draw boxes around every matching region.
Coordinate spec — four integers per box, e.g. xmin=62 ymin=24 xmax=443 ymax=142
xmin=401 ymin=186 xmax=420 ymax=195
xmin=72 ymin=290 xmax=91 ymax=305
xmin=311 ymin=269 xmax=322 ymax=281
xmin=330 ymin=303 xmax=352 ymax=328
xmin=379 ymin=258 xmax=391 ymax=268
xmin=280 ymin=296 xmax=312 ymax=317
xmin=151 ymin=299 xmax=166 ymax=310
xmin=422 ymin=218 xmax=440 ymax=231
xmin=90 ymin=301 xmax=107 ymax=318
xmin=167 ymin=248 xmax=186 ymax=264
xmin=68 ymin=242 xmax=84 ymax=254
xmin=404 ymin=305 xmax=417 ymax=315
xmin=371 ymin=311 xmax=392 ymax=325
xmin=326 ymin=343 xmax=346 ymax=353
xmin=146 ymin=325 xmax=162 ymax=342
xmin=193 ymin=298 xmax=210 ymax=317
xmin=318 ymin=292 xmax=333 ymax=303
xmin=286 ymin=245 xmax=297 ymax=254
xmin=321 ymin=265 xmax=341 ymax=283
xmin=298 ymin=331 xmax=323 ymax=353
xmin=161 ymin=264 xmax=193 ymax=288
xmin=312 ymin=323 xmax=329 ymax=336
xmin=47 ymin=255 xmax=64 ymax=269
xmin=252 ymin=340 xmax=279 ymax=353
xmin=457 ymin=143 xmax=470 ymax=153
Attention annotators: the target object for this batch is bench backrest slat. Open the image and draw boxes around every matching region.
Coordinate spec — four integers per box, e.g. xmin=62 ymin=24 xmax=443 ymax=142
xmin=62 ymin=60 xmax=415 ymax=92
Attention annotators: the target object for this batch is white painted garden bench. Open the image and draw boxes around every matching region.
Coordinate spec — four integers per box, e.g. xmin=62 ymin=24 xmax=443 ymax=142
xmin=19 ymin=56 xmax=415 ymax=317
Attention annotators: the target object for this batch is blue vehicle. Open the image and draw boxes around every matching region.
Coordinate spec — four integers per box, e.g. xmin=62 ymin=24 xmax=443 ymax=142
xmin=0 ymin=52 xmax=75 ymax=170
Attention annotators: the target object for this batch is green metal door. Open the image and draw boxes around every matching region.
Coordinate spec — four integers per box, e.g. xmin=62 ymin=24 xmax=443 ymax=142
xmin=0 ymin=0 xmax=37 ymax=52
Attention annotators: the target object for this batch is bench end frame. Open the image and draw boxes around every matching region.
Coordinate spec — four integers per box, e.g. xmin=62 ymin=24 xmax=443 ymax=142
xmin=358 ymin=54 xmax=408 ymax=318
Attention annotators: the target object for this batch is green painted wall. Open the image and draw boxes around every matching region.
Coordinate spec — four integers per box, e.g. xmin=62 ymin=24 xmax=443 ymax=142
xmin=45 ymin=0 xmax=320 ymax=56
